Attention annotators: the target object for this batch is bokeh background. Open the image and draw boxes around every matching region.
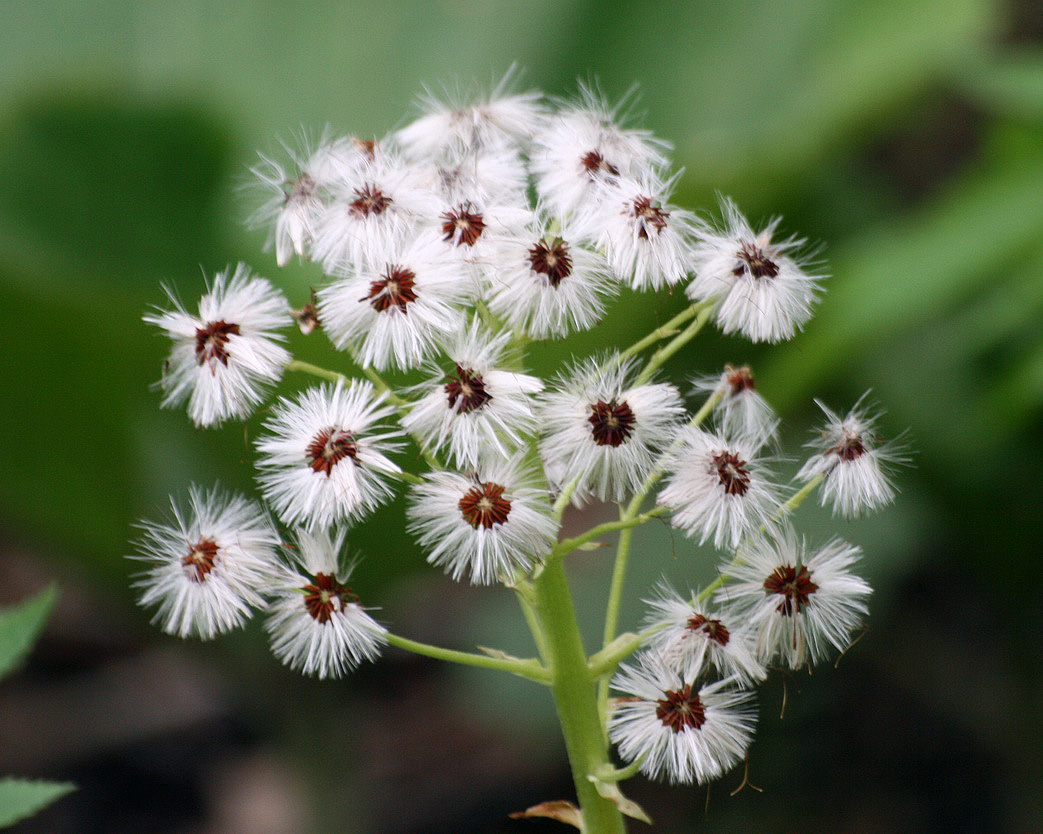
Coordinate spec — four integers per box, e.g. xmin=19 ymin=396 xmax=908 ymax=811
xmin=1 ymin=1 xmax=1041 ymax=831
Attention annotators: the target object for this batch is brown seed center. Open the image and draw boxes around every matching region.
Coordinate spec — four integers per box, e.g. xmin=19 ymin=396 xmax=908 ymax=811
xmin=725 ymin=364 xmax=756 ymax=395
xmin=445 ymin=365 xmax=492 ymax=413
xmin=364 ymin=266 xmax=418 ymax=313
xmin=685 ymin=613 xmax=731 ymax=646
xmin=580 ymin=149 xmax=620 ymax=179
xmin=194 ymin=320 xmax=241 ymax=367
xmin=349 ymin=183 xmax=392 ymax=218
xmin=306 ymin=427 xmax=359 ymax=477
xmin=764 ymin=564 xmax=819 ymax=616
xmin=733 ymin=242 xmax=780 ymax=279
xmin=588 ymin=399 xmax=636 ymax=447
xmin=828 ymin=431 xmax=867 ymax=462
xmin=528 ymin=237 xmax=573 ymax=287
xmin=458 ymin=481 xmax=512 ymax=529
xmin=655 ymin=684 xmax=707 ymax=733
xmin=352 ymin=138 xmax=377 ymax=159
xmin=182 ymin=537 xmax=219 ymax=583
xmin=441 ymin=203 xmax=487 ymax=247
xmin=285 ymin=172 xmax=315 ymax=205
xmin=712 ymin=450 xmax=751 ymax=496
xmin=303 ymin=573 xmax=360 ymax=624
xmin=629 ymin=196 xmax=670 ymax=239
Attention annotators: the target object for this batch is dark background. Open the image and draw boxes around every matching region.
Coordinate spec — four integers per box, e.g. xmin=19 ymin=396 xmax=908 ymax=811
xmin=1 ymin=1 xmax=1041 ymax=831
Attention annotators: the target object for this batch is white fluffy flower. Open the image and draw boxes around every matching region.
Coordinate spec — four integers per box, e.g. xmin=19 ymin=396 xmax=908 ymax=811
xmin=249 ymin=134 xmax=363 ymax=266
xmin=420 ymin=142 xmax=531 ymax=206
xmin=129 ymin=486 xmax=280 ymax=640
xmin=407 ymin=457 xmax=557 ymax=585
xmin=395 ymin=67 xmax=544 ymax=157
xmin=574 ymin=173 xmax=699 ymax=290
xmin=485 ymin=225 xmax=617 ymax=339
xmin=658 ymin=427 xmax=780 ymax=550
xmin=609 ymin=655 xmax=757 ymax=785
xmin=432 ymin=194 xmax=535 ymax=291
xmin=312 ymin=151 xmax=440 ymax=274
xmin=641 ymin=584 xmax=766 ymax=685
xmin=318 ymin=229 xmax=470 ymax=371
xmin=539 ymin=357 xmax=683 ymax=503
xmin=797 ymin=396 xmax=906 ymax=517
xmin=716 ymin=531 xmax=872 ymax=669
xmin=266 ymin=528 xmax=387 ymax=678
xmin=687 ymin=197 xmax=823 ymax=342
xmin=530 ymin=84 xmax=670 ymax=216
xmin=401 ymin=324 xmax=543 ymax=468
xmin=255 ymin=381 xmax=402 ymax=530
xmin=692 ymin=365 xmax=778 ymax=446
xmin=143 ymin=265 xmax=291 ymax=427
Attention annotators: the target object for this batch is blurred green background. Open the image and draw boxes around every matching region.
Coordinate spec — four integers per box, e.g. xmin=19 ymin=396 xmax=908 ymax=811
xmin=1 ymin=0 xmax=1041 ymax=831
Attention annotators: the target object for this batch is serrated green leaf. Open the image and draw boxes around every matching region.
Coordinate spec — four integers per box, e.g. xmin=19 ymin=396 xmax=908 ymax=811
xmin=0 ymin=586 xmax=57 ymax=682
xmin=0 ymin=778 xmax=75 ymax=828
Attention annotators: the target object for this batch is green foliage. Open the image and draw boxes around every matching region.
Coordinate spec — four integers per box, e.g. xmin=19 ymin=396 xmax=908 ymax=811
xmin=0 ymin=779 xmax=76 ymax=829
xmin=0 ymin=586 xmax=57 ymax=681
xmin=0 ymin=588 xmax=75 ymax=827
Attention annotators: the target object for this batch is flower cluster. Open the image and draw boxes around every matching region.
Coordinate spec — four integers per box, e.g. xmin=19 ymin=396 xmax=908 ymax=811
xmin=132 ymin=72 xmax=905 ymax=805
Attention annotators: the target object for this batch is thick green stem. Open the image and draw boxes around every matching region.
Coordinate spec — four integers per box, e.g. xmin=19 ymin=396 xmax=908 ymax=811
xmin=532 ymin=559 xmax=627 ymax=833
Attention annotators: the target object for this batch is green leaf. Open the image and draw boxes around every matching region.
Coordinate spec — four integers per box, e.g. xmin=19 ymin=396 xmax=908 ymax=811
xmin=0 ymin=778 xmax=75 ymax=828
xmin=960 ymin=49 xmax=1043 ymax=123
xmin=764 ymin=151 xmax=1043 ymax=409
xmin=0 ymin=586 xmax=57 ymax=682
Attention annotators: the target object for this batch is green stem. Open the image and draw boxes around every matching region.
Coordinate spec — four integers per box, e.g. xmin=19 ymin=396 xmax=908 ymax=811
xmin=509 ymin=578 xmax=552 ymax=663
xmin=633 ymin=303 xmax=714 ymax=387
xmin=552 ymin=474 xmax=582 ymax=520
xmin=385 ymin=633 xmax=550 ymax=684
xmin=688 ymin=386 xmax=724 ymax=429
xmin=772 ymin=472 xmax=826 ymax=523
xmin=286 ymin=359 xmax=348 ymax=384
xmin=588 ymin=631 xmax=645 ymax=678
xmin=619 ymin=303 xmax=703 ymax=361
xmin=597 ymin=523 xmax=634 ymax=724
xmin=531 ymin=559 xmax=627 ymax=833
xmin=390 ymin=469 xmax=423 ymax=486
xmin=553 ymin=507 xmax=666 ymax=560
xmin=356 ymin=365 xmax=409 ymax=409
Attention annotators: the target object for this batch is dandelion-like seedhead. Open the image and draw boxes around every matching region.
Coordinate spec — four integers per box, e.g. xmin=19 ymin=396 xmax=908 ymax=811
xmin=255 ymin=381 xmax=403 ymax=530
xmin=687 ymin=196 xmax=824 ymax=343
xmin=539 ymin=356 xmax=684 ymax=504
xmin=143 ymin=265 xmax=291 ymax=427
xmin=407 ymin=456 xmax=557 ymax=585
xmin=133 ymin=70 xmax=906 ymax=821
xmin=658 ymin=426 xmax=781 ymax=550
xmin=129 ymin=486 xmax=281 ymax=640
xmin=609 ymin=655 xmax=758 ymax=785
xmin=798 ymin=395 xmax=908 ymax=517
xmin=642 ymin=583 xmax=766 ymax=685
xmin=717 ymin=531 xmax=872 ymax=669
xmin=266 ymin=528 xmax=387 ymax=678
